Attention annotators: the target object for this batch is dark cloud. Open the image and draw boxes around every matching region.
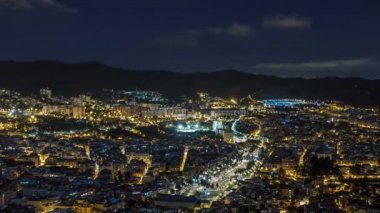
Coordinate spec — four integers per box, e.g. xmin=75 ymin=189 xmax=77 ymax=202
xmin=253 ymin=58 xmax=372 ymax=69
xmin=250 ymin=58 xmax=380 ymax=78
xmin=0 ymin=0 xmax=78 ymax=13
xmin=184 ymin=22 xmax=253 ymax=38
xmin=157 ymin=22 xmax=253 ymax=49
xmin=263 ymin=15 xmax=311 ymax=28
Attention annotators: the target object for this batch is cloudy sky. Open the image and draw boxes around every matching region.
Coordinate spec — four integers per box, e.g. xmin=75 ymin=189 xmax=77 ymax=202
xmin=1 ymin=0 xmax=380 ymax=78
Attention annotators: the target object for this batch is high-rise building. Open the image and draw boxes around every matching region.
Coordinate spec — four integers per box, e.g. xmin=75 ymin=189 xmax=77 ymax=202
xmin=40 ymin=88 xmax=52 ymax=98
xmin=72 ymin=106 xmax=86 ymax=119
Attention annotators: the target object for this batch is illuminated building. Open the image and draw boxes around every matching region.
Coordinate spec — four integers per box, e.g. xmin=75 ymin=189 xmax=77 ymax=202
xmin=223 ymin=131 xmax=234 ymax=143
xmin=38 ymin=153 xmax=49 ymax=166
xmin=42 ymin=105 xmax=86 ymax=118
xmin=40 ymin=88 xmax=52 ymax=99
xmin=210 ymin=109 xmax=246 ymax=119
xmin=113 ymin=105 xmax=133 ymax=119
xmin=263 ymin=99 xmax=307 ymax=108
xmin=73 ymin=106 xmax=86 ymax=119
xmin=42 ymin=105 xmax=72 ymax=116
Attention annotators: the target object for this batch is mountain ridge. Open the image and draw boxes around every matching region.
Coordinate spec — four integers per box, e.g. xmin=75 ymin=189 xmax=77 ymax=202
xmin=0 ymin=60 xmax=379 ymax=106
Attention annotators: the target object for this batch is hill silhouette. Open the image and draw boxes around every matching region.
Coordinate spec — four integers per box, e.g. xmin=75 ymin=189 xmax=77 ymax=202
xmin=0 ymin=60 xmax=379 ymax=106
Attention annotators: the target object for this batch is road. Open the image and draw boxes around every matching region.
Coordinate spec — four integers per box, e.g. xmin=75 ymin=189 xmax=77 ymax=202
xmin=177 ymin=115 xmax=268 ymax=202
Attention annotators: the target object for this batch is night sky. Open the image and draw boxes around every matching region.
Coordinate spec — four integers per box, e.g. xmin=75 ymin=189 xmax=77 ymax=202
xmin=1 ymin=0 xmax=380 ymax=78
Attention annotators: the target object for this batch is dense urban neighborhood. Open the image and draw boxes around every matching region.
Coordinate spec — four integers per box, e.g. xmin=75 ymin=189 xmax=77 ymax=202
xmin=0 ymin=88 xmax=379 ymax=212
